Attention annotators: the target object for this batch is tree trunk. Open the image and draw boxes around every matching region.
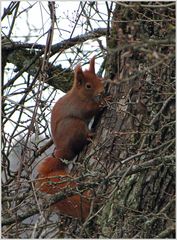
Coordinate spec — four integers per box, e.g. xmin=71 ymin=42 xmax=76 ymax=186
xmin=80 ymin=2 xmax=175 ymax=238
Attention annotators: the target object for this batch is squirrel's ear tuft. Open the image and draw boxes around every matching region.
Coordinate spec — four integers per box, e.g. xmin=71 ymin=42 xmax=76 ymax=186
xmin=74 ymin=64 xmax=84 ymax=86
xmin=89 ymin=56 xmax=95 ymax=74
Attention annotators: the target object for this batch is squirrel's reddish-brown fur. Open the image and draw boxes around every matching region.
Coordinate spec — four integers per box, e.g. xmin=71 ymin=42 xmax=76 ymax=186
xmin=51 ymin=56 xmax=104 ymax=160
xmin=36 ymin=56 xmax=104 ymax=221
xmin=36 ymin=156 xmax=91 ymax=220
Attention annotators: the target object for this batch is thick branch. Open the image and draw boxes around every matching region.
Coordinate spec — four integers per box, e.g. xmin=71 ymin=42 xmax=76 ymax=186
xmin=3 ymin=28 xmax=107 ymax=53
xmin=2 ymin=28 xmax=107 ymax=92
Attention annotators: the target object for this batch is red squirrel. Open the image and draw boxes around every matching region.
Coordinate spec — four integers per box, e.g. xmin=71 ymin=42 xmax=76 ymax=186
xmin=36 ymin=56 xmax=104 ymax=221
xmin=51 ymin=56 xmax=104 ymax=160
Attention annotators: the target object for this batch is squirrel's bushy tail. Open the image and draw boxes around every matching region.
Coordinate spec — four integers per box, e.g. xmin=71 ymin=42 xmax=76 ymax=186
xmin=36 ymin=156 xmax=91 ymax=220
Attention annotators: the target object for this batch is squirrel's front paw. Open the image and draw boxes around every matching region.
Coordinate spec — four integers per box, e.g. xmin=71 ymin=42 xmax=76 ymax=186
xmin=87 ymin=132 xmax=96 ymax=142
xmin=99 ymin=94 xmax=112 ymax=109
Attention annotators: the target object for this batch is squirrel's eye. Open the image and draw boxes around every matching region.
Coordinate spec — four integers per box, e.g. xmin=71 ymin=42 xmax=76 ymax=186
xmin=85 ymin=83 xmax=92 ymax=89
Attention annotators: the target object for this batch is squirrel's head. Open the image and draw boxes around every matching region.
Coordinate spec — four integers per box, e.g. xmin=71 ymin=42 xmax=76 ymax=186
xmin=73 ymin=56 xmax=104 ymax=102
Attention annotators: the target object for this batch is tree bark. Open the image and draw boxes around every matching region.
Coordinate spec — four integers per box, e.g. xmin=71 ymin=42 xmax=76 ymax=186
xmin=79 ymin=2 xmax=175 ymax=238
